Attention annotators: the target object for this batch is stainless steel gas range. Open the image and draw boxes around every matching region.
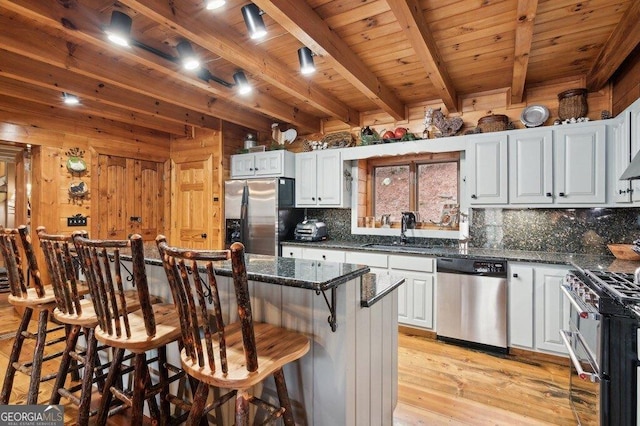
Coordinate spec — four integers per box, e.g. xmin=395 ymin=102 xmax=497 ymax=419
xmin=562 ymin=269 xmax=640 ymax=425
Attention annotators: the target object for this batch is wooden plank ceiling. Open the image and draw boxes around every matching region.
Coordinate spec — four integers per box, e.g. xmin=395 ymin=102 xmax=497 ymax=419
xmin=0 ymin=0 xmax=638 ymax=137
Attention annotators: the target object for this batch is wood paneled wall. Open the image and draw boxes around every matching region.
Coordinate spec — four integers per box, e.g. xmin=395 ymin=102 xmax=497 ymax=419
xmin=612 ymin=46 xmax=640 ymax=115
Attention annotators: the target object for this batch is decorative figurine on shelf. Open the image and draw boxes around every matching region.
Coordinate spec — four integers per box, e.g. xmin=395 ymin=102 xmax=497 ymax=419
xmin=423 ymin=107 xmax=433 ymax=139
xmin=271 ymin=123 xmax=297 ymax=145
xmin=431 ymin=108 xmax=463 ymax=137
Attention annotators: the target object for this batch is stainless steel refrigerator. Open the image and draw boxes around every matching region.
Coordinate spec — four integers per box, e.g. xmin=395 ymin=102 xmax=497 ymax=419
xmin=224 ymin=178 xmax=303 ymax=256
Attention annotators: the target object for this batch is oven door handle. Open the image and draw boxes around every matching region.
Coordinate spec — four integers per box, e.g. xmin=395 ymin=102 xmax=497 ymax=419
xmin=559 ymin=330 xmax=600 ymax=383
xmin=560 ymin=285 xmax=600 ymax=320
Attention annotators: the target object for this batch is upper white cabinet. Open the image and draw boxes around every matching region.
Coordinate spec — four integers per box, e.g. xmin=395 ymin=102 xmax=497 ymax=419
xmin=553 ymin=123 xmax=606 ymax=204
xmin=295 ymin=150 xmax=351 ymax=208
xmin=466 ymin=133 xmax=509 ymax=205
xmin=611 ymin=114 xmax=632 ymax=203
xmin=509 ymin=130 xmax=553 ymax=204
xmin=231 ymin=150 xmax=295 ymax=178
xmin=628 ymin=99 xmax=640 ymax=202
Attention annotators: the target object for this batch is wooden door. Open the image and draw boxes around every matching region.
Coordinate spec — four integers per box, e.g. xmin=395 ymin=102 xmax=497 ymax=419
xmin=171 ymin=155 xmax=215 ymax=249
xmin=96 ymin=155 xmax=164 ymax=239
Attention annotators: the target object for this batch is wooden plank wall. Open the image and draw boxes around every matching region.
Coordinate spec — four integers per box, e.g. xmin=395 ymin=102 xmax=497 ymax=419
xmin=0 ymin=103 xmax=171 ymax=236
xmin=612 ymin=46 xmax=640 ymax=116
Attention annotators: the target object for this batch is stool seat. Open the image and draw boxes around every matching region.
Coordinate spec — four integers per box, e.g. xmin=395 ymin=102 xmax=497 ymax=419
xmin=182 ymin=322 xmax=309 ymax=388
xmin=7 ymin=286 xmax=57 ymax=307
xmin=94 ymin=303 xmax=181 ymax=352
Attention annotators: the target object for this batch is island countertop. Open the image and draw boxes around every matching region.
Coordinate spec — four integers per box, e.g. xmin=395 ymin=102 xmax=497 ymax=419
xmin=118 ymin=244 xmax=404 ymax=306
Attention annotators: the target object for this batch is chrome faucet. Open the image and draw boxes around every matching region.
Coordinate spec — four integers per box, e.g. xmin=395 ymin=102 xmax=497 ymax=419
xmin=400 ymin=212 xmax=416 ymax=244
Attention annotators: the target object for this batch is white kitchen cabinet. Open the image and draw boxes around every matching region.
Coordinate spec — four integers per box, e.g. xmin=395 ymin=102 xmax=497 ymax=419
xmin=295 ymin=150 xmax=351 ymax=208
xmin=231 ymin=150 xmax=295 ymax=178
xmin=345 ymin=251 xmax=388 ymax=276
xmin=611 ymin=114 xmax=633 ymax=203
xmin=534 ymin=265 xmax=570 ymax=355
xmin=553 ymin=123 xmax=606 ymax=204
xmin=466 ymin=133 xmax=508 ymax=205
xmin=508 ymin=263 xmax=535 ymax=349
xmin=508 ymin=130 xmax=553 ymax=204
xmin=389 ymin=255 xmax=435 ymax=330
xmin=300 ymin=247 xmax=345 ymax=263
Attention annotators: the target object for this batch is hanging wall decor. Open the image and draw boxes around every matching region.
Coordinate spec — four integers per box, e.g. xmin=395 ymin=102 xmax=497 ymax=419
xmin=65 ymin=147 xmax=87 ymax=174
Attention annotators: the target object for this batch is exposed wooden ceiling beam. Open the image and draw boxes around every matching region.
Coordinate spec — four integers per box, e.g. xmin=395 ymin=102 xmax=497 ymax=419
xmin=0 ymin=0 xmax=312 ymax=131
xmin=587 ymin=1 xmax=640 ymax=91
xmin=384 ymin=0 xmax=457 ymax=113
xmin=511 ymin=0 xmax=538 ymax=104
xmin=117 ymin=0 xmax=359 ymax=128
xmin=254 ymin=0 xmax=406 ymax=121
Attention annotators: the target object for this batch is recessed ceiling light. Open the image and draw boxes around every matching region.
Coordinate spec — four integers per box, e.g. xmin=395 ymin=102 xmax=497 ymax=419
xmin=205 ymin=0 xmax=226 ymax=10
xmin=177 ymin=40 xmax=200 ymax=71
xmin=105 ymin=10 xmax=132 ymax=47
xmin=62 ymin=93 xmax=80 ymax=105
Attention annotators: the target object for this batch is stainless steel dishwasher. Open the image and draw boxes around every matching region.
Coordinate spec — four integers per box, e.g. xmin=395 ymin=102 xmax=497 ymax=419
xmin=436 ymin=257 xmax=508 ymax=352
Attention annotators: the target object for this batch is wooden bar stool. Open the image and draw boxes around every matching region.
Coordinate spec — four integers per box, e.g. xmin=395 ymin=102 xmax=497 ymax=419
xmin=38 ymin=227 xmax=158 ymax=425
xmin=0 ymin=225 xmax=66 ymax=405
xmin=156 ymin=237 xmax=310 ymax=425
xmin=73 ymin=232 xmax=185 ymax=425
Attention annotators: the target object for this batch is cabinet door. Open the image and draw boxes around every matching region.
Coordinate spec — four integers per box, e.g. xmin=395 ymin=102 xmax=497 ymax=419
xmin=509 ymin=130 xmax=553 ymax=204
xmin=302 ymin=247 xmax=345 ymax=263
xmin=466 ymin=134 xmax=508 ymax=204
xmin=231 ymin=154 xmax=256 ymax=177
xmin=295 ymin=152 xmax=317 ymax=206
xmin=255 ymin=151 xmax=283 ymax=176
xmin=508 ymin=264 xmax=534 ymax=349
xmin=534 ymin=265 xmax=570 ymax=355
xmin=317 ymin=150 xmax=343 ymax=206
xmin=611 ymin=115 xmax=633 ymax=203
xmin=401 ymin=271 xmax=434 ymax=329
xmin=553 ymin=124 xmax=606 ymax=204
xmin=630 ymin=102 xmax=640 ymax=202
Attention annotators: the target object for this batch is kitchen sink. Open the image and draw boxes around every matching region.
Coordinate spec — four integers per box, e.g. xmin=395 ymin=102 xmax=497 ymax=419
xmin=360 ymin=243 xmax=443 ymax=253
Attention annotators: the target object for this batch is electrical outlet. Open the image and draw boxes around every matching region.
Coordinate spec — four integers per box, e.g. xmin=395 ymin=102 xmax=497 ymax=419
xmin=67 ymin=215 xmax=88 ymax=226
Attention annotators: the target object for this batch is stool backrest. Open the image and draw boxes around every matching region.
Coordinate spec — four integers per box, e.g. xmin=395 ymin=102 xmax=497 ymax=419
xmin=0 ymin=225 xmax=47 ymax=299
xmin=156 ymin=236 xmax=258 ymax=374
xmin=37 ymin=227 xmax=88 ymax=316
xmin=73 ymin=233 xmax=156 ymax=338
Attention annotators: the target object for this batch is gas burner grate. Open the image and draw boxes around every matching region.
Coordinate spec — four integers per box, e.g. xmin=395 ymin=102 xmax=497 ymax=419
xmin=584 ymin=270 xmax=640 ymax=303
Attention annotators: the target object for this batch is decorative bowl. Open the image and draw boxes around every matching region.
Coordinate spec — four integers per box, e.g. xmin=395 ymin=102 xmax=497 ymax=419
xmin=520 ymin=105 xmax=549 ymax=127
xmin=607 ymin=244 xmax=640 ymax=261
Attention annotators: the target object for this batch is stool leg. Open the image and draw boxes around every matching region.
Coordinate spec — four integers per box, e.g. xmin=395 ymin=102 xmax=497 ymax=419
xmin=26 ymin=308 xmax=50 ymax=404
xmin=0 ymin=307 xmax=33 ymax=404
xmin=67 ymin=324 xmax=81 ymax=382
xmin=77 ymin=328 xmax=97 ymax=426
xmin=235 ymin=389 xmax=250 ymax=426
xmin=131 ymin=353 xmax=147 ymax=425
xmin=274 ymin=368 xmax=295 ymax=426
xmin=50 ymin=324 xmax=81 ymax=404
xmin=96 ymin=348 xmax=125 ymax=426
xmin=187 ymin=381 xmax=209 ymax=425
xmin=158 ymin=345 xmax=170 ymax=425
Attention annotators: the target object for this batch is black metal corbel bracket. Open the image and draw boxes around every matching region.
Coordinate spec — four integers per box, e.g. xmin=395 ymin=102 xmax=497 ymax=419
xmin=316 ymin=287 xmax=337 ymax=332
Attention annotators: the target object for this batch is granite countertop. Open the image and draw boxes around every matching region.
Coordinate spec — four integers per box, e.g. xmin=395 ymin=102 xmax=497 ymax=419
xmin=282 ymin=239 xmax=640 ymax=274
xmin=361 ymin=273 xmax=405 ymax=307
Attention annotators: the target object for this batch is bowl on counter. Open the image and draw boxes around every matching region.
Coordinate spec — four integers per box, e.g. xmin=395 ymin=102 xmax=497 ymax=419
xmin=607 ymin=244 xmax=640 ymax=261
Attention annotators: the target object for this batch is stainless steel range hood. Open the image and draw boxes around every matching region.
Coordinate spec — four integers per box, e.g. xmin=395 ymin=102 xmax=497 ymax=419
xmin=620 ymin=150 xmax=640 ymax=180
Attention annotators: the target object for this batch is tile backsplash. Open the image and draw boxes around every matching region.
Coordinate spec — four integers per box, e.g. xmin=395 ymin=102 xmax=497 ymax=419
xmin=310 ymin=207 xmax=640 ymax=255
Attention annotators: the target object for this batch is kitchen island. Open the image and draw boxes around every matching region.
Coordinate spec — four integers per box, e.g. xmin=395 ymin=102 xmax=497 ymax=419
xmin=119 ymin=246 xmax=404 ymax=425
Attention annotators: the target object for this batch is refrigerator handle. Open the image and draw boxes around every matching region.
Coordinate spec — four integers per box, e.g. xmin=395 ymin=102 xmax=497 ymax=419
xmin=240 ymin=184 xmax=249 ymax=245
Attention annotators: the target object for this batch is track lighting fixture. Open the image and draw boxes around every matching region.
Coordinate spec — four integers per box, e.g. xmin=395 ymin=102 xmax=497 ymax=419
xmin=233 ymin=71 xmax=252 ymax=95
xmin=62 ymin=92 xmax=80 ymax=105
xmin=298 ymin=47 xmax=316 ymax=75
xmin=176 ymin=40 xmax=200 ymax=71
xmin=241 ymin=4 xmax=267 ymax=39
xmin=105 ymin=10 xmax=132 ymax=47
xmin=205 ymin=0 xmax=226 ymax=10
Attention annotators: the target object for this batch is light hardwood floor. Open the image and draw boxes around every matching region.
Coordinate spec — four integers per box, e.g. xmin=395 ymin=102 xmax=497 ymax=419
xmin=0 ymin=295 xmax=591 ymax=425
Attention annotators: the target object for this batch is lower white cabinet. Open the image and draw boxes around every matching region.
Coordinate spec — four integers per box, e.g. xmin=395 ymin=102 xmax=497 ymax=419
xmin=508 ymin=262 xmax=569 ymax=355
xmin=389 ymin=255 xmax=435 ymax=330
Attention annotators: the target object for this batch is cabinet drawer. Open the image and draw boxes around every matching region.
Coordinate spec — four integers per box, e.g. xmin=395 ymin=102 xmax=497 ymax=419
xmin=281 ymin=246 xmax=303 ymax=258
xmin=303 ymin=248 xmax=345 ymax=263
xmin=389 ymin=255 xmax=434 ymax=272
xmin=345 ymin=251 xmax=388 ymax=268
